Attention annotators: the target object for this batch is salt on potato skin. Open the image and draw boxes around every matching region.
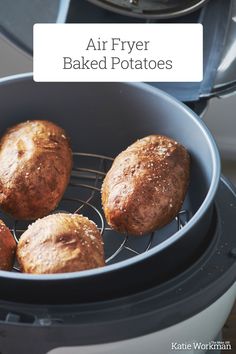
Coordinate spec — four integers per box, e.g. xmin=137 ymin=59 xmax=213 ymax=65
xmin=17 ymin=213 xmax=105 ymax=274
xmin=0 ymin=219 xmax=16 ymax=271
xmin=102 ymin=135 xmax=190 ymax=236
xmin=0 ymin=120 xmax=72 ymax=220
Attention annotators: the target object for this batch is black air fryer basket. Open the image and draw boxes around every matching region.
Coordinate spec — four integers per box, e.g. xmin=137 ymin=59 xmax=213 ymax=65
xmin=0 ymin=76 xmax=225 ymax=304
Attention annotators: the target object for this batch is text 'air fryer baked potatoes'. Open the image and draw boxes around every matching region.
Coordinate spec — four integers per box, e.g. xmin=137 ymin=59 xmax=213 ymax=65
xmin=17 ymin=213 xmax=105 ymax=274
xmin=0 ymin=120 xmax=72 ymax=220
xmin=0 ymin=219 xmax=16 ymax=270
xmin=102 ymin=135 xmax=190 ymax=236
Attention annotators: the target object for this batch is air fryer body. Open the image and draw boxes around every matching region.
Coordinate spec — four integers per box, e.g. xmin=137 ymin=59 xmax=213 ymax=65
xmin=0 ymin=77 xmax=234 ymax=354
xmin=0 ymin=278 xmax=235 ymax=354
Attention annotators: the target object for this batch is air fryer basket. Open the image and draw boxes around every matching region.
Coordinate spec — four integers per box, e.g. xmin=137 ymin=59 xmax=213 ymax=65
xmin=0 ymin=74 xmax=220 ymax=303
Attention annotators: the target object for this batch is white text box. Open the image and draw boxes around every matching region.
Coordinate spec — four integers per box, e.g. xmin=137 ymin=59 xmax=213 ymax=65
xmin=33 ymin=24 xmax=203 ymax=82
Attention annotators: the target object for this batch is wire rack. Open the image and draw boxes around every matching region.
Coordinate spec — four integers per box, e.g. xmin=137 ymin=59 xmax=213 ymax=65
xmin=12 ymin=152 xmax=191 ymax=272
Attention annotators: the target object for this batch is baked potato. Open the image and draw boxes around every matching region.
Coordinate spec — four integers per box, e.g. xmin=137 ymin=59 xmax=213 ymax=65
xmin=0 ymin=120 xmax=72 ymax=219
xmin=102 ymin=135 xmax=190 ymax=236
xmin=0 ymin=219 xmax=16 ymax=270
xmin=17 ymin=213 xmax=105 ymax=274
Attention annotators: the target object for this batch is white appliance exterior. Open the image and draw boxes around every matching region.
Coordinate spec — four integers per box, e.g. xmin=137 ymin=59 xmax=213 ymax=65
xmin=48 ymin=283 xmax=236 ymax=354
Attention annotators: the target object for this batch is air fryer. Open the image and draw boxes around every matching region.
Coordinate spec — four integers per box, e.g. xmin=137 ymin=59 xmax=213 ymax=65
xmin=0 ymin=1 xmax=235 ymax=354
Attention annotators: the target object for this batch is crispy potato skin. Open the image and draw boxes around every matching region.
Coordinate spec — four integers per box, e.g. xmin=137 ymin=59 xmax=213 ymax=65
xmin=17 ymin=213 xmax=105 ymax=274
xmin=102 ymin=135 xmax=190 ymax=236
xmin=0 ymin=120 xmax=72 ymax=220
xmin=0 ymin=219 xmax=16 ymax=270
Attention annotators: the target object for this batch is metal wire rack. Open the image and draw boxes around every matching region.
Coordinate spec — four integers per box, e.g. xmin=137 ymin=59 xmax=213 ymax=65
xmin=12 ymin=152 xmax=191 ymax=272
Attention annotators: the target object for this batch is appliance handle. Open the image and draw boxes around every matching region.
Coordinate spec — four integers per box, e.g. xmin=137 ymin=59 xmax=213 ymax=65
xmin=0 ymin=308 xmax=66 ymax=326
xmin=202 ymin=80 xmax=236 ymax=99
xmin=0 ymin=310 xmax=36 ymax=324
xmin=210 ymin=0 xmax=236 ymax=96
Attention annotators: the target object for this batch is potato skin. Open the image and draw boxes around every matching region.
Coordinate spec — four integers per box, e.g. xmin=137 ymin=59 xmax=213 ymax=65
xmin=17 ymin=213 xmax=105 ymax=274
xmin=0 ymin=219 xmax=16 ymax=270
xmin=0 ymin=120 xmax=72 ymax=220
xmin=102 ymin=135 xmax=190 ymax=236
